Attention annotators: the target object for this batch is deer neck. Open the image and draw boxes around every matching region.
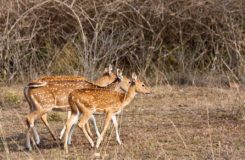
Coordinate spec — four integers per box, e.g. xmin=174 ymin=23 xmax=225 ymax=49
xmin=94 ymin=73 xmax=113 ymax=87
xmin=107 ymin=77 xmax=121 ymax=91
xmin=121 ymin=83 xmax=136 ymax=107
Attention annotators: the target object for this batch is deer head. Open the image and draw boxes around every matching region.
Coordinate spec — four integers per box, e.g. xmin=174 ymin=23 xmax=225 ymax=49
xmin=132 ymin=73 xmax=151 ymax=94
xmin=94 ymin=64 xmax=117 ymax=87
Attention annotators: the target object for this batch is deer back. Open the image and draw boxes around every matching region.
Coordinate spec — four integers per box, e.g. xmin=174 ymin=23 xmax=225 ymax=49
xmin=36 ymin=75 xmax=87 ymax=82
xmin=70 ymin=89 xmax=125 ymax=112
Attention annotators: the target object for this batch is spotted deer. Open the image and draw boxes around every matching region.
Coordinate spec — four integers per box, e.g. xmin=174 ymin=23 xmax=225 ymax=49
xmin=31 ymin=64 xmax=114 ymax=85
xmin=25 ymin=65 xmax=114 ymax=141
xmin=63 ymin=73 xmax=151 ymax=152
xmin=25 ymin=67 xmax=130 ymax=151
xmin=59 ymin=69 xmax=131 ymax=143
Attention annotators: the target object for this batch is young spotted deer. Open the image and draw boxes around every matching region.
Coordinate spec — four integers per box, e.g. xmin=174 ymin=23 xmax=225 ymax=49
xmin=59 ymin=69 xmax=130 ymax=143
xmin=64 ymin=73 xmax=151 ymax=152
xmin=25 ymin=68 xmax=130 ymax=151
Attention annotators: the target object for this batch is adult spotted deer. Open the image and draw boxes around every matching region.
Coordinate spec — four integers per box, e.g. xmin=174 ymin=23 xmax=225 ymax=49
xmin=24 ymin=66 xmax=130 ymax=151
xmin=31 ymin=64 xmax=114 ymax=86
xmin=63 ymin=73 xmax=151 ymax=152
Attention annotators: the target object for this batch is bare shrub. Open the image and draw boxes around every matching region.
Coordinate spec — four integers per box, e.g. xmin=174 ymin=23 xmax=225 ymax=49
xmin=0 ymin=0 xmax=244 ymax=85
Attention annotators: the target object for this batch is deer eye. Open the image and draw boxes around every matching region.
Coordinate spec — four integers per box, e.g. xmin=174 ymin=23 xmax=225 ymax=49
xmin=129 ymin=81 xmax=131 ymax=84
xmin=142 ymin=84 xmax=145 ymax=87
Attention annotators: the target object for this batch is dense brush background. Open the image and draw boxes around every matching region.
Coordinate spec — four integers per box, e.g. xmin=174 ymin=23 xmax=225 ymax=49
xmin=0 ymin=0 xmax=245 ymax=84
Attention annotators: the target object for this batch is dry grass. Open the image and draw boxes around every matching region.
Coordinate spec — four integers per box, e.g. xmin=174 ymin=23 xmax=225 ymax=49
xmin=1 ymin=84 xmax=245 ymax=159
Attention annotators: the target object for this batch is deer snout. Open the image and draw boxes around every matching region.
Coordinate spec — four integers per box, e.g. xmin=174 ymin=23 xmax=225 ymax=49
xmin=144 ymin=87 xmax=152 ymax=94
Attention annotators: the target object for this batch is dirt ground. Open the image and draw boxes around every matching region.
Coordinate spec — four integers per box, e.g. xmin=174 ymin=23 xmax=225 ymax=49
xmin=1 ymin=84 xmax=245 ymax=159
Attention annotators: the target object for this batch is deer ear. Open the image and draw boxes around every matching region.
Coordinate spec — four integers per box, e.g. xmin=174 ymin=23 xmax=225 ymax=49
xmin=132 ymin=72 xmax=137 ymax=82
xmin=116 ymin=69 xmax=120 ymax=75
xmin=117 ymin=69 xmax=123 ymax=79
xmin=103 ymin=68 xmax=108 ymax=73
xmin=108 ymin=64 xmax=113 ymax=74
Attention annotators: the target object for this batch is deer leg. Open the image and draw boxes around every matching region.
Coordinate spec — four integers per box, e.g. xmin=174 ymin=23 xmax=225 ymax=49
xmin=59 ymin=126 xmax=66 ymax=140
xmin=26 ymin=119 xmax=33 ymax=151
xmin=59 ymin=111 xmax=71 ymax=140
xmin=64 ymin=112 xmax=79 ymax=153
xmin=41 ymin=113 xmax=57 ymax=140
xmin=111 ymin=115 xmax=122 ymax=144
xmin=86 ymin=122 xmax=93 ymax=137
xmin=96 ymin=112 xmax=112 ymax=148
xmin=25 ymin=97 xmax=40 ymax=144
xmin=67 ymin=114 xmax=99 ymax=145
xmin=32 ymin=127 xmax=40 ymax=145
xmin=90 ymin=115 xmax=100 ymax=137
xmin=67 ymin=123 xmax=76 ymax=145
xmin=26 ymin=110 xmax=40 ymax=151
xmin=77 ymin=111 xmax=94 ymax=147
xmin=66 ymin=115 xmax=100 ymax=145
xmin=66 ymin=112 xmax=82 ymax=145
